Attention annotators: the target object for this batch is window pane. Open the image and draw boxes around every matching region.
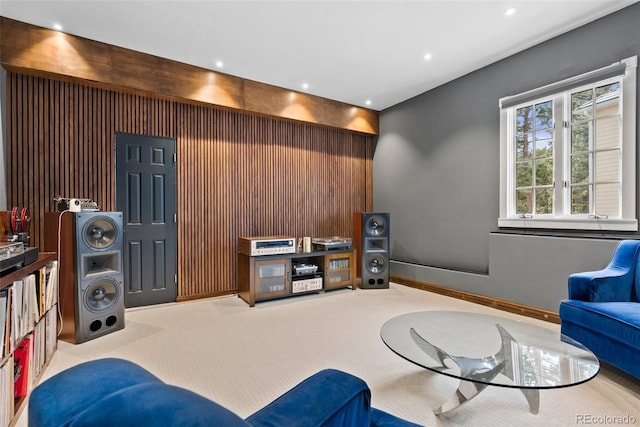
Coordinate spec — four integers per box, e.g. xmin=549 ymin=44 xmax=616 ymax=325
xmin=595 ymin=183 xmax=619 ymax=215
xmin=536 ymin=129 xmax=553 ymax=141
xmin=571 ymin=123 xmax=590 ymax=153
xmin=572 ymin=89 xmax=593 ymax=121
xmin=516 ymin=133 xmax=533 ymax=160
xmin=535 ymin=137 xmax=553 ymax=157
xmin=535 ymin=159 xmax=553 ymax=185
xmin=594 ymin=150 xmax=619 ymax=183
xmin=535 ymin=188 xmax=553 ymax=214
xmin=516 ymin=106 xmax=533 ymax=133
xmin=535 ymin=101 xmax=553 ymax=130
xmin=516 ymin=189 xmax=532 ymax=214
xmin=594 ymin=82 xmax=620 ymax=117
xmin=516 ymin=161 xmax=533 ymax=187
xmin=595 ymin=116 xmax=620 ymax=150
xmin=571 ymin=185 xmax=590 ymax=214
xmin=571 ymin=154 xmax=589 ymax=184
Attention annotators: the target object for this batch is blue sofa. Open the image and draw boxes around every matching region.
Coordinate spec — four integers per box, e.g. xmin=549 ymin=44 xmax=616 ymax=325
xmin=559 ymin=239 xmax=640 ymax=379
xmin=29 ymin=358 xmax=421 ymax=427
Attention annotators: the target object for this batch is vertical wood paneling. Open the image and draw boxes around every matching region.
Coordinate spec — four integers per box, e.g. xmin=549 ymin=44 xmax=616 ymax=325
xmin=5 ymin=72 xmax=374 ymax=301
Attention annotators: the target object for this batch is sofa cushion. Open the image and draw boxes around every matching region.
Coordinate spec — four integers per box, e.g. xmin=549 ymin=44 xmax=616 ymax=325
xmin=246 ymin=369 xmax=371 ymax=427
xmin=29 ymin=358 xmax=163 ymax=427
xmin=560 ymin=300 xmax=640 ymax=347
xmin=67 ymin=382 xmax=248 ymax=427
xmin=559 ymin=300 xmax=640 ymax=380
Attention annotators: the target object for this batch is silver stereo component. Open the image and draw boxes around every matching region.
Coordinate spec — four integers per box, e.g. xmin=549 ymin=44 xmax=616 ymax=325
xmin=292 ymin=263 xmax=318 ymax=276
xmin=239 ymin=236 xmax=296 ymax=256
xmin=291 ymin=276 xmax=323 ymax=294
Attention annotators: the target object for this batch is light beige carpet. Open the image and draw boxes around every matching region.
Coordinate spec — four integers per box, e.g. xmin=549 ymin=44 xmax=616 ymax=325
xmin=17 ymin=283 xmax=640 ymax=426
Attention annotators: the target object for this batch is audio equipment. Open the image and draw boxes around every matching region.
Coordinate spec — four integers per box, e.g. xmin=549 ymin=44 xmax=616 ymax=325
xmin=291 ymin=276 xmax=323 ymax=294
xmin=53 ymin=196 xmax=100 ymax=212
xmin=69 ymin=199 xmax=82 ymax=212
xmin=312 ymin=236 xmax=352 ymax=251
xmin=44 ymin=211 xmax=125 ymax=344
xmin=6 ymin=206 xmax=30 ymax=245
xmin=353 ymin=212 xmax=390 ymax=289
xmin=292 ymin=263 xmax=318 ymax=276
xmin=239 ymin=236 xmax=296 ymax=256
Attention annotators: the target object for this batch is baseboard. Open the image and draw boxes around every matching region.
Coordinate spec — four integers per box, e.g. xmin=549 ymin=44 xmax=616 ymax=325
xmin=177 ymin=290 xmax=236 ymax=302
xmin=391 ymin=275 xmax=560 ymax=324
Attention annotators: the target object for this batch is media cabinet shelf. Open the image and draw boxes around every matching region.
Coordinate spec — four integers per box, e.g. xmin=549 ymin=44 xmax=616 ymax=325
xmin=237 ymin=249 xmax=355 ymax=307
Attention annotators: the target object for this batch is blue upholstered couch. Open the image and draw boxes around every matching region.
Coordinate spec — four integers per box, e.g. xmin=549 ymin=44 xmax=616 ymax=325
xmin=29 ymin=358 xmax=421 ymax=427
xmin=559 ymin=240 xmax=640 ymax=380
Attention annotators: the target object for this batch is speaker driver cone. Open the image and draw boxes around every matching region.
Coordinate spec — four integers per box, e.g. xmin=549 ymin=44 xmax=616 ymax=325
xmin=365 ymin=216 xmax=387 ymax=236
xmin=82 ymin=217 xmax=119 ymax=250
xmin=366 ymin=254 xmax=386 ymax=274
xmin=84 ymin=278 xmax=120 ymax=312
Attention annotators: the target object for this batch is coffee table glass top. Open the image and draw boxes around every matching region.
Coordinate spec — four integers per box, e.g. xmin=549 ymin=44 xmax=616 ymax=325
xmin=380 ymin=311 xmax=599 ymax=389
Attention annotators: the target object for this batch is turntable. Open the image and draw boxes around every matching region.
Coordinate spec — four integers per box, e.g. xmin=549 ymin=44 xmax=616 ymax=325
xmin=312 ymin=236 xmax=352 ymax=251
xmin=0 ymin=241 xmax=38 ymax=275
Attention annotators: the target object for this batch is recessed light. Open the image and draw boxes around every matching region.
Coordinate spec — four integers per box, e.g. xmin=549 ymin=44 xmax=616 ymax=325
xmin=423 ymin=53 xmax=433 ymax=61
xmin=52 ymin=23 xmax=63 ymax=31
xmin=215 ymin=60 xmax=224 ymax=68
xmin=504 ymin=8 xmax=516 ymax=16
xmin=302 ymin=82 xmax=309 ymax=90
xmin=365 ymin=100 xmax=372 ymax=106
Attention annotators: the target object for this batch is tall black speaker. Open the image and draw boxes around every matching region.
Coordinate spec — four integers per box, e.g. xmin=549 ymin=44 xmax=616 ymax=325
xmin=354 ymin=212 xmax=390 ymax=289
xmin=44 ymin=211 xmax=125 ymax=344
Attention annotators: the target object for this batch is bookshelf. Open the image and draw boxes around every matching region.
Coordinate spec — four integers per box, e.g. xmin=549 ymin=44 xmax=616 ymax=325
xmin=0 ymin=252 xmax=58 ymax=427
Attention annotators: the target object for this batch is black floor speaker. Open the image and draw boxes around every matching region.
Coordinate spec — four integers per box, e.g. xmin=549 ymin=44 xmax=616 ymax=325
xmin=354 ymin=212 xmax=390 ymax=289
xmin=44 ymin=211 xmax=125 ymax=344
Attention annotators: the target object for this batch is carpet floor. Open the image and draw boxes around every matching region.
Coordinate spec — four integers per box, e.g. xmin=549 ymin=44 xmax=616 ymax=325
xmin=17 ymin=283 xmax=640 ymax=426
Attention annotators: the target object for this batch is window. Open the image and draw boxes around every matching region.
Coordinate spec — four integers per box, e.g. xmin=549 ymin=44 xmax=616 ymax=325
xmin=499 ymin=56 xmax=637 ymax=231
xmin=514 ymin=100 xmax=554 ymax=215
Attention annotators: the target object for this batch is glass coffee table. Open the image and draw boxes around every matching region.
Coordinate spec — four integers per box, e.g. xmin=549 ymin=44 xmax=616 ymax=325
xmin=380 ymin=311 xmax=599 ymax=415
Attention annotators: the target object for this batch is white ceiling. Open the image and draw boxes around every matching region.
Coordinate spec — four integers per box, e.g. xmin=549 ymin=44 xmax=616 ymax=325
xmin=0 ymin=0 xmax=637 ymax=110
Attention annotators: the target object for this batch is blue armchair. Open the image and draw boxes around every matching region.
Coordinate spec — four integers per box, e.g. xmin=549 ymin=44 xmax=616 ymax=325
xmin=29 ymin=358 xmax=421 ymax=427
xmin=559 ymin=240 xmax=640 ymax=379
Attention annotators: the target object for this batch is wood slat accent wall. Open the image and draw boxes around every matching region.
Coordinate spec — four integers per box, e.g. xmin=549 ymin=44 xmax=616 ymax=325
xmin=5 ymin=72 xmax=373 ymax=301
xmin=0 ymin=17 xmax=378 ymax=135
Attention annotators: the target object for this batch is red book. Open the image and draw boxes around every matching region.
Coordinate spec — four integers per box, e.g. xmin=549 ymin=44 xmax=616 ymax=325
xmin=13 ymin=336 xmax=31 ymax=401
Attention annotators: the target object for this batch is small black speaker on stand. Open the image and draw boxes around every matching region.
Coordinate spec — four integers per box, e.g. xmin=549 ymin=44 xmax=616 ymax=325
xmin=354 ymin=212 xmax=390 ymax=289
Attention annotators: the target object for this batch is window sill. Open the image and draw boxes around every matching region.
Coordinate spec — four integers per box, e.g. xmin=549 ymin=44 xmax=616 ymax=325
xmin=498 ymin=217 xmax=638 ymax=232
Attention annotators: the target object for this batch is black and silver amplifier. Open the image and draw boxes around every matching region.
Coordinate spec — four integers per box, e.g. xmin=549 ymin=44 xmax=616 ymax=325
xmin=292 ymin=263 xmax=318 ymax=276
xmin=239 ymin=236 xmax=296 ymax=256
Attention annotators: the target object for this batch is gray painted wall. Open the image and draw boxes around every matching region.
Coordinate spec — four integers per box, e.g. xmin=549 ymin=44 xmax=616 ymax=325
xmin=375 ymin=3 xmax=640 ymax=312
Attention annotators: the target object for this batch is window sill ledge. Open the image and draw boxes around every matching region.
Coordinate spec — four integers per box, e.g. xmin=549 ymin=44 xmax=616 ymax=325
xmin=498 ymin=217 xmax=638 ymax=232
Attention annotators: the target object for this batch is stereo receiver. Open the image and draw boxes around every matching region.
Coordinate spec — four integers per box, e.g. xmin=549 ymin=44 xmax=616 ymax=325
xmin=239 ymin=236 xmax=296 ymax=256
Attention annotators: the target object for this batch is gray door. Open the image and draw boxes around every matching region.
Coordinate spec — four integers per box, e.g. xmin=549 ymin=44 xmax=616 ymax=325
xmin=115 ymin=132 xmax=177 ymax=307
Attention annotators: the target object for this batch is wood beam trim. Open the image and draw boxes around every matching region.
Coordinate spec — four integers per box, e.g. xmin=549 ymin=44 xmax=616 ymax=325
xmin=391 ymin=275 xmax=561 ymax=324
xmin=0 ymin=17 xmax=379 ymax=135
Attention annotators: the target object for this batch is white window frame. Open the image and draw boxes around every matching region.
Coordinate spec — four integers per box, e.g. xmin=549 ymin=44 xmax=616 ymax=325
xmin=499 ymin=56 xmax=637 ymax=231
